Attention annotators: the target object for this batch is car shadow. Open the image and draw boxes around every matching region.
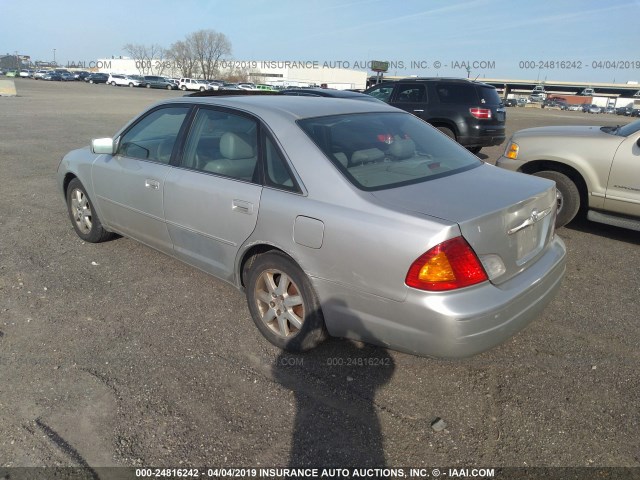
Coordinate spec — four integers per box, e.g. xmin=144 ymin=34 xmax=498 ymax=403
xmin=564 ymin=217 xmax=640 ymax=245
xmin=272 ymin=301 xmax=395 ymax=469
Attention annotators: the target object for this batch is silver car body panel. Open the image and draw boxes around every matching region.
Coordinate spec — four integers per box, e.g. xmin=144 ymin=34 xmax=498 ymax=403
xmin=58 ymin=96 xmax=567 ymax=357
xmin=164 ymin=168 xmax=263 ymax=282
xmin=92 ymin=153 xmax=174 ymax=253
xmin=370 ymin=163 xmax=557 ymax=285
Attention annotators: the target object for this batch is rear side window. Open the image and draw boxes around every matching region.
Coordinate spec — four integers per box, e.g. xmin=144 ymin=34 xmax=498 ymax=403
xmin=435 ymin=84 xmax=478 ymax=104
xmin=298 ymin=112 xmax=480 ymax=191
xmin=181 ymin=108 xmax=259 ymax=182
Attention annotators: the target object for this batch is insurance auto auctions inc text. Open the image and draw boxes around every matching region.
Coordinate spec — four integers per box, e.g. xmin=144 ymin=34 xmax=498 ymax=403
xmin=189 ymin=467 xmax=496 ymax=478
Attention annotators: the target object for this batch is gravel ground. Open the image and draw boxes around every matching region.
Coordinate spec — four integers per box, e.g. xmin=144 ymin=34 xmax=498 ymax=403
xmin=0 ymin=79 xmax=639 ymax=472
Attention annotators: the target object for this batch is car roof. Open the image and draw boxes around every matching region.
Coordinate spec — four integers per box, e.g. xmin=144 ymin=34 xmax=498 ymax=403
xmin=372 ymin=77 xmax=496 ymax=89
xmin=281 ymin=87 xmax=367 ymax=98
xmin=161 ymin=95 xmax=397 ymax=121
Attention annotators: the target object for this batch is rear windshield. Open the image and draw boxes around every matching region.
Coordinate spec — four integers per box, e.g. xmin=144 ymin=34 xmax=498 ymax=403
xmin=298 ymin=112 xmax=481 ymax=191
xmin=477 ymin=85 xmax=502 ymax=105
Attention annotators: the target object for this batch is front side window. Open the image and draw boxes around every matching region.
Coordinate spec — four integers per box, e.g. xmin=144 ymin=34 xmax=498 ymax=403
xmin=298 ymin=112 xmax=481 ymax=191
xmin=117 ymin=106 xmax=189 ymax=163
xmin=181 ymin=108 xmax=259 ymax=182
xmin=366 ymin=84 xmax=394 ymax=102
xmin=395 ymin=84 xmax=426 ymax=103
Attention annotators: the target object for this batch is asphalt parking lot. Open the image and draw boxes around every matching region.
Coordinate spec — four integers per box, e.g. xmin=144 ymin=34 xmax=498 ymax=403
xmin=1 ymin=79 xmax=639 ymax=472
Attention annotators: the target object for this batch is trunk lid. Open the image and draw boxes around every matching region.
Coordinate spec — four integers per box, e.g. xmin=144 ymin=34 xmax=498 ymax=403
xmin=371 ymin=164 xmax=557 ymax=285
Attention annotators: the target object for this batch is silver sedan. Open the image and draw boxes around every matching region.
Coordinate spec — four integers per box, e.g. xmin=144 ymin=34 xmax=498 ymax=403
xmin=57 ymin=96 xmax=566 ymax=358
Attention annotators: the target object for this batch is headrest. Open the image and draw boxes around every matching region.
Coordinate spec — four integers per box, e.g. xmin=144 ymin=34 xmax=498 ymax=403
xmin=220 ymin=132 xmax=254 ymax=160
xmin=388 ymin=138 xmax=415 ymax=159
xmin=351 ymin=148 xmax=385 ymax=164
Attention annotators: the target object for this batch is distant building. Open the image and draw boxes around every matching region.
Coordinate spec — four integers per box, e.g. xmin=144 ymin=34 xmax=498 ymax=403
xmin=0 ymin=54 xmax=25 ymax=70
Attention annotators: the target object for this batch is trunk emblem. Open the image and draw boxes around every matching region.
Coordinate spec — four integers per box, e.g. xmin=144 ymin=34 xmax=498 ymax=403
xmin=507 ymin=207 xmax=552 ymax=235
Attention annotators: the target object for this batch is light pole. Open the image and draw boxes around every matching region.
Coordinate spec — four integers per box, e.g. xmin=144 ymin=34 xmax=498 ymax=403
xmin=53 ymin=49 xmax=56 ymax=65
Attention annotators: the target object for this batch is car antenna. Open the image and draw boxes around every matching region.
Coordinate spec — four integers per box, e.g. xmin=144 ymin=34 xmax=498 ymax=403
xmin=473 ymin=74 xmax=480 ymax=82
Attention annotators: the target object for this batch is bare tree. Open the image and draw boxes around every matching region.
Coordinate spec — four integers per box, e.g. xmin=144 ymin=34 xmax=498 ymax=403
xmin=188 ymin=29 xmax=232 ymax=80
xmin=167 ymin=30 xmax=232 ymax=79
xmin=123 ymin=43 xmax=150 ymax=74
xmin=166 ymin=40 xmax=197 ymax=78
xmin=148 ymin=44 xmax=168 ymax=76
xmin=123 ymin=43 xmax=168 ymax=76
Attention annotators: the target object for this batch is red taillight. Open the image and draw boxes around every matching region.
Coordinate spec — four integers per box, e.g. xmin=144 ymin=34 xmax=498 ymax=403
xmin=470 ymin=107 xmax=492 ymax=119
xmin=405 ymin=237 xmax=488 ymax=291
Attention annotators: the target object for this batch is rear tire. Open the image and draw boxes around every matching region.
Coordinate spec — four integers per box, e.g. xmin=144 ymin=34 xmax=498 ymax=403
xmin=66 ymin=178 xmax=115 ymax=243
xmin=167 ymin=84 xmax=172 ymax=90
xmin=468 ymin=146 xmax=482 ymax=154
xmin=180 ymin=85 xmax=187 ymax=91
xmin=245 ymin=251 xmax=328 ymax=352
xmin=437 ymin=126 xmax=456 ymax=140
xmin=146 ymin=83 xmax=151 ymax=88
xmin=533 ymin=170 xmax=580 ymax=228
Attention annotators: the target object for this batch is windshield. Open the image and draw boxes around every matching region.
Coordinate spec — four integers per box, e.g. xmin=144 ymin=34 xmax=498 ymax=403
xmin=298 ymin=112 xmax=481 ymax=191
xmin=616 ymin=119 xmax=640 ymax=137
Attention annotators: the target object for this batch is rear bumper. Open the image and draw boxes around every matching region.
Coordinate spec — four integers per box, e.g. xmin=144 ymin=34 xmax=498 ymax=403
xmin=315 ymin=236 xmax=566 ymax=358
xmin=459 ymin=125 xmax=506 ymax=148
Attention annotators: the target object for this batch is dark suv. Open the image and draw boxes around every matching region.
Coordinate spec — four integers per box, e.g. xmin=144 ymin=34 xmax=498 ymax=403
xmin=364 ymin=78 xmax=506 ymax=153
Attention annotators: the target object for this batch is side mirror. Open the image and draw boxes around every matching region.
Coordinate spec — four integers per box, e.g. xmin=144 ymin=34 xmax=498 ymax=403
xmin=91 ymin=137 xmax=116 ymax=155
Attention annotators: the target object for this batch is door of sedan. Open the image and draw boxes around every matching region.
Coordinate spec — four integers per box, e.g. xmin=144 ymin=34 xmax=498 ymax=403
xmin=164 ymin=107 xmax=263 ymax=282
xmin=603 ymin=130 xmax=640 ymax=216
xmin=91 ymin=105 xmax=190 ymax=253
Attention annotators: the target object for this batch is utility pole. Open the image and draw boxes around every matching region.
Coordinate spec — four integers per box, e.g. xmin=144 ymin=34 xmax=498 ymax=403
xmin=53 ymin=49 xmax=56 ymax=66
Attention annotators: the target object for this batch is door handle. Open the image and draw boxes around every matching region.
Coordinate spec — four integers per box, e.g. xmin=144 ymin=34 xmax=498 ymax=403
xmin=232 ymin=199 xmax=254 ymax=214
xmin=145 ymin=179 xmax=160 ymax=190
xmin=413 ymin=109 xmax=424 ymax=112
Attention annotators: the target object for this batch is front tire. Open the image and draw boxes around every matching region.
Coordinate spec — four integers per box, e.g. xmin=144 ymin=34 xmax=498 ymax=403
xmin=245 ymin=251 xmax=327 ymax=352
xmin=468 ymin=146 xmax=482 ymax=154
xmin=533 ymin=170 xmax=580 ymax=228
xmin=66 ymin=178 xmax=114 ymax=243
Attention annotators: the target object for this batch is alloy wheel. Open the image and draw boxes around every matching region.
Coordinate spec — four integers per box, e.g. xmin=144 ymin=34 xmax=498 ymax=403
xmin=254 ymin=269 xmax=305 ymax=338
xmin=70 ymin=188 xmax=92 ymax=234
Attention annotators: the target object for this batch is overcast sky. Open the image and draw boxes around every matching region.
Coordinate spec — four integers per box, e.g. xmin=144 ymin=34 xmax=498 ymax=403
xmin=1 ymin=0 xmax=638 ymax=83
